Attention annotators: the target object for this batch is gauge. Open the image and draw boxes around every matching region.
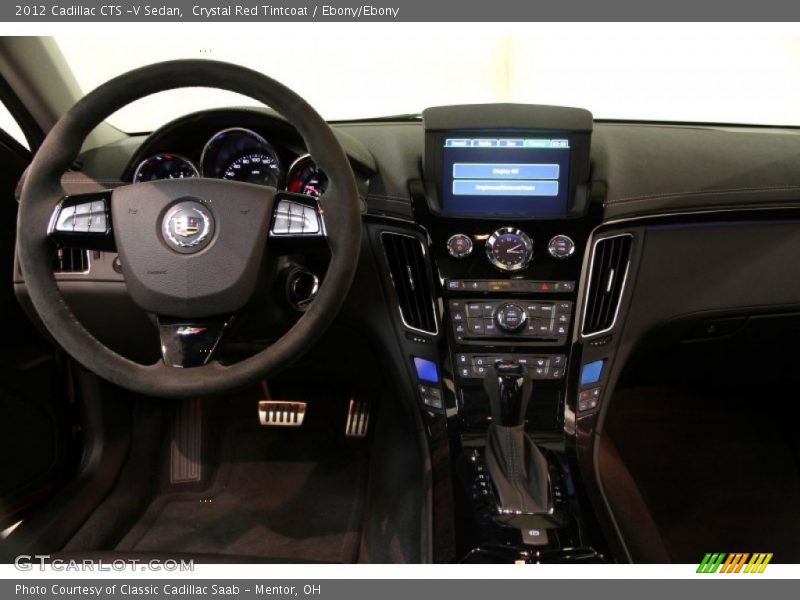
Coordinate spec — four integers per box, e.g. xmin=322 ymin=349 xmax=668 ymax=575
xmin=132 ymin=154 xmax=198 ymax=183
xmin=286 ymin=154 xmax=327 ymax=198
xmin=485 ymin=227 xmax=534 ymax=271
xmin=200 ymin=127 xmax=283 ymax=186
xmin=223 ymin=152 xmax=281 ymax=187
xmin=446 ymin=233 xmax=473 ymax=259
xmin=548 ymin=234 xmax=576 ymax=260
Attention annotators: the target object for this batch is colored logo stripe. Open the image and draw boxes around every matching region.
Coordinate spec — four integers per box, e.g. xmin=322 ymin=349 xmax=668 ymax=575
xmin=697 ymin=552 xmax=772 ymax=573
xmin=697 ymin=553 xmax=726 ymax=573
xmin=745 ymin=553 xmax=773 ymax=573
xmin=721 ymin=553 xmax=749 ymax=573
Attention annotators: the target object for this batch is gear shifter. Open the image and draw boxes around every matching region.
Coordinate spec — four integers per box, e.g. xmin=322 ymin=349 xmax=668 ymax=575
xmin=483 ymin=360 xmax=550 ymax=519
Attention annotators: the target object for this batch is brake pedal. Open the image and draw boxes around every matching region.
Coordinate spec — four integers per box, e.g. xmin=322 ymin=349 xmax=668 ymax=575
xmin=258 ymin=401 xmax=307 ymax=427
xmin=345 ymin=398 xmax=370 ymax=438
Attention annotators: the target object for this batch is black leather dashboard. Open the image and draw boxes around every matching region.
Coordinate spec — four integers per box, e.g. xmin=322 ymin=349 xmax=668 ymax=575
xmin=593 ymin=123 xmax=800 ymax=219
xmin=63 ymin=110 xmax=800 ymax=223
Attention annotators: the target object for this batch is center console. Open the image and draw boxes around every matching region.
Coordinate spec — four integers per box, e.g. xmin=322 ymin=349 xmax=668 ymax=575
xmin=414 ymin=104 xmax=604 ymax=562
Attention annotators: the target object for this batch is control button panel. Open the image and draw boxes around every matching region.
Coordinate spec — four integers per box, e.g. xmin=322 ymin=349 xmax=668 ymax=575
xmin=54 ymin=198 xmax=109 ymax=233
xmin=577 ymin=387 xmax=601 ymax=412
xmin=446 ymin=279 xmax=575 ymax=293
xmin=418 ymin=383 xmax=443 ymax=409
xmin=271 ymin=198 xmax=321 ymax=235
xmin=455 ymin=353 xmax=567 ymax=380
xmin=449 ymin=299 xmax=572 ymax=342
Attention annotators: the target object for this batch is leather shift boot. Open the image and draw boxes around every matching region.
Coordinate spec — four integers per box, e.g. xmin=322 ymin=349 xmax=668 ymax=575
xmin=485 ymin=423 xmax=550 ymax=514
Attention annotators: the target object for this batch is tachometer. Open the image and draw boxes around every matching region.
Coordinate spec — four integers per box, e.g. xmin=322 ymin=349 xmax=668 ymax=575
xmin=286 ymin=154 xmax=327 ymax=198
xmin=132 ymin=154 xmax=198 ymax=183
xmin=223 ymin=152 xmax=281 ymax=187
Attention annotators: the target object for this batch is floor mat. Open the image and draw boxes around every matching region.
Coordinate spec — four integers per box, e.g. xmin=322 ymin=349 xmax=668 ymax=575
xmin=606 ymin=387 xmax=800 ymax=563
xmin=115 ymin=417 xmax=368 ymax=563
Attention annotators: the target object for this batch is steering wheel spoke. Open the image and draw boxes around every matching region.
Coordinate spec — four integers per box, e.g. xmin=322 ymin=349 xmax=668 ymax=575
xmin=157 ymin=316 xmax=232 ymax=368
xmin=48 ymin=190 xmax=116 ymax=251
xmin=268 ymin=192 xmax=327 ymax=251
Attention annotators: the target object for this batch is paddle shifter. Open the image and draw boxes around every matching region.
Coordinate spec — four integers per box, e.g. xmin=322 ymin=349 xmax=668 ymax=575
xmin=483 ymin=360 xmax=551 ymax=519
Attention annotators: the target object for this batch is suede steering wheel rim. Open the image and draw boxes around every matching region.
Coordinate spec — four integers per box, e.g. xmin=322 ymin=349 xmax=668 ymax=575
xmin=17 ymin=60 xmax=362 ymax=399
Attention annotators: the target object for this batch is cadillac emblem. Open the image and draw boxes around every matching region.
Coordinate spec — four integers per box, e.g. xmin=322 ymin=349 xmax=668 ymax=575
xmin=162 ymin=201 xmax=215 ymax=254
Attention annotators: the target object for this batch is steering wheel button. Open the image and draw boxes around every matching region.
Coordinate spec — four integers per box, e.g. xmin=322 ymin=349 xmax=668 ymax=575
xmin=301 ymin=205 xmax=320 ymax=234
xmin=285 ymin=202 xmax=304 ymax=234
xmin=55 ymin=206 xmax=76 ymax=231
xmin=74 ymin=202 xmax=91 ymax=215
xmin=273 ymin=206 xmax=290 ymax=234
xmin=90 ymin=200 xmax=107 ymax=214
xmin=73 ymin=214 xmax=91 ymax=232
xmin=89 ymin=213 xmax=107 ymax=232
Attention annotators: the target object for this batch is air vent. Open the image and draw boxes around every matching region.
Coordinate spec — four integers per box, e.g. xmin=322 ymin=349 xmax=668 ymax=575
xmin=582 ymin=234 xmax=633 ymax=336
xmin=53 ymin=247 xmax=89 ymax=274
xmin=381 ymin=232 xmax=438 ymax=335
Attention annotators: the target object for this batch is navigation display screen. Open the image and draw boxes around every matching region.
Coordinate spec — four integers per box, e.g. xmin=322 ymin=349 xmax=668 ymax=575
xmin=441 ymin=137 xmax=571 ymax=216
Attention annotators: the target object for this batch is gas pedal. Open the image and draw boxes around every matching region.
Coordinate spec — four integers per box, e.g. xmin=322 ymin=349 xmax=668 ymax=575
xmin=345 ymin=398 xmax=370 ymax=438
xmin=171 ymin=397 xmax=203 ymax=484
xmin=258 ymin=401 xmax=307 ymax=427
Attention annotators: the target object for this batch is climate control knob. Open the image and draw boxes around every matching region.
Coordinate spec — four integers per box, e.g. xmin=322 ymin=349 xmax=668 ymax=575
xmin=446 ymin=233 xmax=473 ymax=259
xmin=495 ymin=303 xmax=528 ymax=333
xmin=548 ymin=235 xmax=575 ymax=260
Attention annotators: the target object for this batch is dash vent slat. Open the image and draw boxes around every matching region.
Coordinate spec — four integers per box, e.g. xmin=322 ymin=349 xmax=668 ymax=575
xmin=53 ymin=247 xmax=89 ymax=274
xmin=582 ymin=234 xmax=632 ymax=336
xmin=381 ymin=232 xmax=437 ymax=335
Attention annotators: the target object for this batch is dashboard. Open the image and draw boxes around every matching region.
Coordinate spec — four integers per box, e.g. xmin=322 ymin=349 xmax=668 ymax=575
xmin=15 ymin=100 xmax=800 ymax=565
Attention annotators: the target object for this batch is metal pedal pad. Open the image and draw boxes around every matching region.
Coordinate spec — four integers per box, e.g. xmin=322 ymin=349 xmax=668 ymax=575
xmin=171 ymin=397 xmax=203 ymax=484
xmin=258 ymin=401 xmax=307 ymax=427
xmin=345 ymin=398 xmax=370 ymax=438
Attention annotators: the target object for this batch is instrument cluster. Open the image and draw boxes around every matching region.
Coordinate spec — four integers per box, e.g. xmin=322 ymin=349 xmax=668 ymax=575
xmin=132 ymin=126 xmax=327 ymax=198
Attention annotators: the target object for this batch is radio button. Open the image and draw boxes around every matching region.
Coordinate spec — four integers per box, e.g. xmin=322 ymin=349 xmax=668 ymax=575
xmin=468 ymin=320 xmax=485 ymax=335
xmin=466 ymin=302 xmax=484 ymax=317
xmin=464 ymin=280 xmax=487 ymax=292
xmin=484 ymin=319 xmax=498 ymax=335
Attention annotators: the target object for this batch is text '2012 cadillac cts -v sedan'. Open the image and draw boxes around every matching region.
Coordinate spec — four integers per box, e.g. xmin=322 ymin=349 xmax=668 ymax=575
xmin=2 ymin=37 xmax=800 ymax=565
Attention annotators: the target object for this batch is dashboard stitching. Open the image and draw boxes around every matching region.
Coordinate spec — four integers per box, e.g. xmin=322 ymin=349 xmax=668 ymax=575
xmin=609 ymin=185 xmax=800 ymax=204
xmin=366 ymin=194 xmax=411 ymax=202
xmin=61 ymin=179 xmax=125 ymax=183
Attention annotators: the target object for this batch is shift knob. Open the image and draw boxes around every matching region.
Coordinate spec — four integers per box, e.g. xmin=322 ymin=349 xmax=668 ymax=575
xmin=483 ymin=360 xmax=531 ymax=426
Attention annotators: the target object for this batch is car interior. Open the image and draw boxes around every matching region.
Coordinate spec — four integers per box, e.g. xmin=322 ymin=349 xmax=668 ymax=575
xmin=1 ymin=36 xmax=800 ymax=565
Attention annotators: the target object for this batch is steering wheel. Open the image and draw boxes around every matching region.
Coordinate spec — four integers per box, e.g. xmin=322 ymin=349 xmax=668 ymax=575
xmin=16 ymin=60 xmax=362 ymax=399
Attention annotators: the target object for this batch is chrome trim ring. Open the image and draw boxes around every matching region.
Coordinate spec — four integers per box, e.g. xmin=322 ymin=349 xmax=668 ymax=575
xmin=446 ymin=233 xmax=474 ymax=259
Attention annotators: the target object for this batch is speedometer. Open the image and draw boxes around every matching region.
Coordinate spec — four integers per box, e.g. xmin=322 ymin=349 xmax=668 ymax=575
xmin=223 ymin=152 xmax=281 ymax=187
xmin=133 ymin=154 xmax=198 ymax=183
xmin=200 ymin=127 xmax=283 ymax=186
